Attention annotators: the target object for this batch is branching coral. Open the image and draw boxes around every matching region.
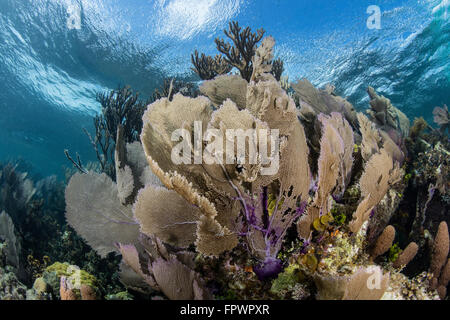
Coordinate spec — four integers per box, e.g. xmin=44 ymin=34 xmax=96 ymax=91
xmin=152 ymin=78 xmax=200 ymax=102
xmin=85 ymin=86 xmax=148 ymax=178
xmin=191 ymin=51 xmax=232 ymax=81
xmin=64 ymin=86 xmax=149 ymax=178
xmin=215 ymin=21 xmax=265 ymax=81
xmin=96 ymin=86 xmax=148 ymax=144
xmin=192 ymin=21 xmax=284 ymax=82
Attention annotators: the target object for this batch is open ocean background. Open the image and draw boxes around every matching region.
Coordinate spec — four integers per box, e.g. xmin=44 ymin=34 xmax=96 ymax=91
xmin=0 ymin=0 xmax=448 ymax=178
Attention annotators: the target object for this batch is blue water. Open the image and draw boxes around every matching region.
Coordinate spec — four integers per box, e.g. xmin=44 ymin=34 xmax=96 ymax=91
xmin=0 ymin=0 xmax=449 ymax=178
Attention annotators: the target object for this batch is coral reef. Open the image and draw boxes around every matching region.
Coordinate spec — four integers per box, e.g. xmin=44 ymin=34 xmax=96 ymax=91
xmin=0 ymin=18 xmax=441 ymax=301
xmin=0 ymin=160 xmax=127 ymax=300
xmin=291 ymin=79 xmax=358 ymax=172
xmin=381 ymin=271 xmax=438 ymax=300
xmin=62 ymin=30 xmax=449 ymax=301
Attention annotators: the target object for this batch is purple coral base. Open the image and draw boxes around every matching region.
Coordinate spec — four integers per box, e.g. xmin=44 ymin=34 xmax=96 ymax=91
xmin=253 ymin=257 xmax=283 ymax=281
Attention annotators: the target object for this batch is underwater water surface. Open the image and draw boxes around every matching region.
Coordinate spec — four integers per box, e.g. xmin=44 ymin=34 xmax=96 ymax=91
xmin=0 ymin=0 xmax=448 ymax=177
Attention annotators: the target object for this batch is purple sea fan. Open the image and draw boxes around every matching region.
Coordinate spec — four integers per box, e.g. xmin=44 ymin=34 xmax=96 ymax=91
xmin=239 ymin=186 xmax=307 ymax=280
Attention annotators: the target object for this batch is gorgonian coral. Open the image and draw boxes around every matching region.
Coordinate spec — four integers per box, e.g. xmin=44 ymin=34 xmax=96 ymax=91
xmin=139 ymin=37 xmax=310 ymax=277
xmin=0 ymin=211 xmax=21 ymax=273
xmin=192 ymin=21 xmax=284 ymax=82
xmin=64 ymin=29 xmax=448 ymax=300
xmin=433 ymin=104 xmax=449 ymax=133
